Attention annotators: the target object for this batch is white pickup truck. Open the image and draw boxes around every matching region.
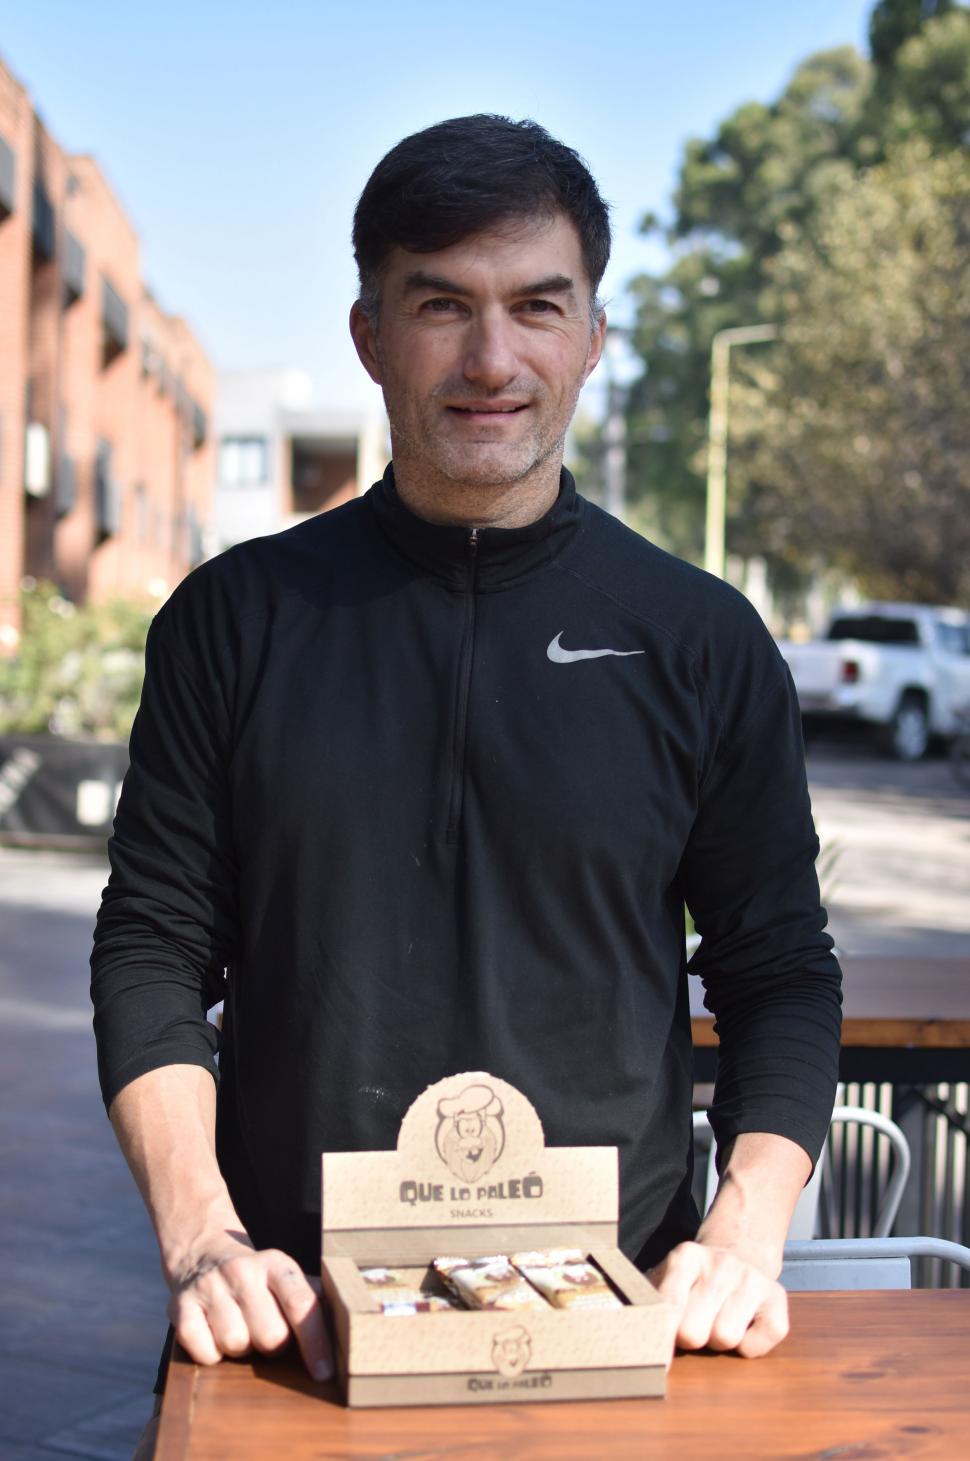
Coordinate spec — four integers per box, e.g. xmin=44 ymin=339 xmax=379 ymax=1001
xmin=777 ymin=602 xmax=970 ymax=760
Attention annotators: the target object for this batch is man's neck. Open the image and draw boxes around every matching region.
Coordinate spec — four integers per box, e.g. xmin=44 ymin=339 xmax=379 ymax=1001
xmin=391 ymin=455 xmax=563 ymax=530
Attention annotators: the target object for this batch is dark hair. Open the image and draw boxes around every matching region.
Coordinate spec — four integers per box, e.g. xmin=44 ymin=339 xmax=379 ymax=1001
xmin=353 ymin=114 xmax=611 ymax=318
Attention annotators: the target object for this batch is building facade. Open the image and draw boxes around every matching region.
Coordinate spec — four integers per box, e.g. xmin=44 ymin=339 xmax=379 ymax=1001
xmin=0 ymin=55 xmax=214 ymax=650
xmin=215 ymin=370 xmax=387 ymax=552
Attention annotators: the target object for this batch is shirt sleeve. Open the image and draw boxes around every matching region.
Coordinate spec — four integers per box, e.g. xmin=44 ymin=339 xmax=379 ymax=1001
xmin=681 ymin=667 xmax=843 ymax=1168
xmin=90 ymin=604 xmax=240 ymax=1111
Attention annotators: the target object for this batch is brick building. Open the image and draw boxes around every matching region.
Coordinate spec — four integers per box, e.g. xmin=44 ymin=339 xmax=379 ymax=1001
xmin=0 ymin=55 xmax=214 ymax=650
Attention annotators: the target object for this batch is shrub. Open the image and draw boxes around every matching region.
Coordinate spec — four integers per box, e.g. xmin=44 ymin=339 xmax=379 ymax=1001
xmin=0 ymin=581 xmax=153 ymax=742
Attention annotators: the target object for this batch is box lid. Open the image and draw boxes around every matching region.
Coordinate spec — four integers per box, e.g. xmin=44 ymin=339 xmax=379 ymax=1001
xmin=322 ymin=1072 xmax=619 ymax=1264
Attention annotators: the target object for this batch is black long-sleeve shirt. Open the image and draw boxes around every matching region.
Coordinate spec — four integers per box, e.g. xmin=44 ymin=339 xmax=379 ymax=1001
xmin=91 ymin=468 xmax=842 ymax=1272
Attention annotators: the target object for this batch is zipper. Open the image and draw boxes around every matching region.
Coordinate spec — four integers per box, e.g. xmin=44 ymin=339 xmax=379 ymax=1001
xmin=445 ymin=528 xmax=478 ymax=843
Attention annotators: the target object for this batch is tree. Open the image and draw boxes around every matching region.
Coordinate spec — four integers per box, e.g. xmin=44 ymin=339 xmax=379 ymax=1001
xmin=622 ymin=47 xmax=873 ymax=562
xmin=731 ymin=145 xmax=970 ymax=604
xmin=879 ymin=6 xmax=970 ymax=147
xmin=620 ymin=1 xmax=968 ymax=579
xmin=869 ymin=0 xmax=955 ymax=77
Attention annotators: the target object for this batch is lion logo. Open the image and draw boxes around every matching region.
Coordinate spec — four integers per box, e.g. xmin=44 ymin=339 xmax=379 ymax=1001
xmin=491 ymin=1325 xmax=532 ymax=1379
xmin=435 ymin=1083 xmax=505 ymax=1182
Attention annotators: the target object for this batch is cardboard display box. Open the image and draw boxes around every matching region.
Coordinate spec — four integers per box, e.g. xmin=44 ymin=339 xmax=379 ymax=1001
xmin=321 ymin=1071 xmax=678 ymax=1407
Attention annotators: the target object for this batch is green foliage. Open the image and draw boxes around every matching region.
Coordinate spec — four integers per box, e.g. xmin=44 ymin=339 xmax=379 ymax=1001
xmin=623 ymin=0 xmax=969 ymax=594
xmin=671 ymin=48 xmax=874 ymax=261
xmin=625 ymin=46 xmax=874 ymax=564
xmin=732 ymin=144 xmax=970 ymax=603
xmin=870 ymin=0 xmax=956 ymax=76
xmin=879 ymin=7 xmax=970 ymax=147
xmin=0 ymin=581 xmax=152 ymax=742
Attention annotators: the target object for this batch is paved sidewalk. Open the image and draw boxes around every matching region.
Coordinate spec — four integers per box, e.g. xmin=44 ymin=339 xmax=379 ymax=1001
xmin=0 ymin=849 xmax=165 ymax=1460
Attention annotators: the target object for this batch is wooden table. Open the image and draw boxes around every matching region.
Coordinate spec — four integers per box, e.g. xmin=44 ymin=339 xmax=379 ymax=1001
xmin=155 ymin=1291 xmax=970 ymax=1459
xmin=691 ymin=956 xmax=970 ymax=1082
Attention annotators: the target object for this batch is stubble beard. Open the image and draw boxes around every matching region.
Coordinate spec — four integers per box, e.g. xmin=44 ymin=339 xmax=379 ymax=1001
xmin=382 ymin=372 xmax=585 ymax=496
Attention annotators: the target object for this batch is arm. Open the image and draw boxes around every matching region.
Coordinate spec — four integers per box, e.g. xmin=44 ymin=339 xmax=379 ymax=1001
xmin=656 ymin=665 xmax=842 ymax=1355
xmin=92 ymin=592 xmax=330 ymax=1377
xmin=109 ymin=1064 xmax=331 ymax=1377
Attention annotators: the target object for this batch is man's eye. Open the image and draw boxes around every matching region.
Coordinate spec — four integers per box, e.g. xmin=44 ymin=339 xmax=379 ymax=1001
xmin=522 ymin=299 xmax=558 ymax=314
xmin=423 ymin=298 xmax=459 ymax=313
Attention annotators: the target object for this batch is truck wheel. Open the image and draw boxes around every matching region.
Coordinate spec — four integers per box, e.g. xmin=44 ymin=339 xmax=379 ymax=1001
xmin=887 ymin=695 xmax=930 ymax=761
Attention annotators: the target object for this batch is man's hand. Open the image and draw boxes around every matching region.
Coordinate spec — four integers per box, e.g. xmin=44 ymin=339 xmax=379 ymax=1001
xmin=166 ymin=1229 xmax=332 ymax=1379
xmin=108 ymin=1066 xmax=333 ymax=1381
xmin=649 ymin=1239 xmax=788 ymax=1358
xmin=649 ymin=1128 xmax=811 ymax=1358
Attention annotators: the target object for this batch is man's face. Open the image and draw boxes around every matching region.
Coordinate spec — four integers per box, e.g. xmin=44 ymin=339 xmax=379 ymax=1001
xmin=350 ymin=213 xmax=606 ymax=496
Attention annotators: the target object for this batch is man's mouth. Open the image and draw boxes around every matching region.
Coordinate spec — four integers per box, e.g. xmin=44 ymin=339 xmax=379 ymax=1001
xmin=446 ymin=403 xmax=529 ymax=416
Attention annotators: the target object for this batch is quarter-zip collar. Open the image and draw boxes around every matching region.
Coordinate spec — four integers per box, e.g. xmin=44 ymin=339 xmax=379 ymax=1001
xmin=368 ymin=463 xmax=584 ymax=591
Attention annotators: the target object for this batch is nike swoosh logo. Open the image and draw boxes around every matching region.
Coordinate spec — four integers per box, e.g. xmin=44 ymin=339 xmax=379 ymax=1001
xmin=547 ymin=632 xmax=645 ymax=664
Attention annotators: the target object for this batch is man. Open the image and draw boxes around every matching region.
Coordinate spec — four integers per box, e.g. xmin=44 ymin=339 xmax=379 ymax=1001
xmin=92 ymin=115 xmax=842 ymax=1394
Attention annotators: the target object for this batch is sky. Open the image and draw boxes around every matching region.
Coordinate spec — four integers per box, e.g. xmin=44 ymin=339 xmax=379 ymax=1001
xmin=2 ymin=1 xmax=876 ymax=416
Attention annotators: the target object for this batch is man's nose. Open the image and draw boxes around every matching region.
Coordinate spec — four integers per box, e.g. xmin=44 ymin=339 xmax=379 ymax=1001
xmin=461 ymin=313 xmax=518 ymax=389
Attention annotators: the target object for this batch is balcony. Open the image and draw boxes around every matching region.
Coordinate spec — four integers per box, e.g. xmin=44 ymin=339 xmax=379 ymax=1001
xmin=94 ymin=440 xmax=121 ymax=538
xmin=63 ymin=231 xmax=86 ymax=307
xmin=289 ymin=436 xmax=357 ymax=516
xmin=32 ymin=179 xmax=55 ymax=262
xmin=0 ymin=135 xmax=15 ymax=222
xmin=56 ymin=454 xmax=77 ymax=518
xmin=101 ymin=276 xmax=129 ymax=368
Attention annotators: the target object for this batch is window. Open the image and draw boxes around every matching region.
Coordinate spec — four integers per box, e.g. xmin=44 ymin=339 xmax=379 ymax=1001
xmin=219 ymin=436 xmax=268 ymax=487
xmin=936 ymin=622 xmax=970 ymax=656
xmin=827 ymin=616 xmax=919 ymax=646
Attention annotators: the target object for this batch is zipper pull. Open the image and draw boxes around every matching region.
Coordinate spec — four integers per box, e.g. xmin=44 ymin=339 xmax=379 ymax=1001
xmin=468 ymin=527 xmax=479 ymax=551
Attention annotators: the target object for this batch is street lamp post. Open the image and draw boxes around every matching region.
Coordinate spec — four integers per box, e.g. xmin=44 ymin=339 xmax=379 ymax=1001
xmin=704 ymin=324 xmax=778 ymax=578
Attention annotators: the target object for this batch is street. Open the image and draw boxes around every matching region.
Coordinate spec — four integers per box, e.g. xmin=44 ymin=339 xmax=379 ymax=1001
xmin=0 ymin=744 xmax=968 ymax=1456
xmin=807 ymin=740 xmax=970 ymax=956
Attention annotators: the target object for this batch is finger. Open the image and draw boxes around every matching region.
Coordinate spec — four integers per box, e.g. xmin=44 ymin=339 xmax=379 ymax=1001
xmin=705 ymin=1281 xmax=762 ymax=1353
xmin=189 ymin=1275 xmax=253 ymax=1358
xmin=218 ymin=1259 xmax=291 ymax=1356
xmin=168 ymin=1293 xmax=225 ymax=1367
xmin=737 ymin=1289 xmax=790 ymax=1359
xmin=267 ymin=1256 xmax=333 ymax=1381
xmin=675 ymin=1261 xmax=744 ymax=1351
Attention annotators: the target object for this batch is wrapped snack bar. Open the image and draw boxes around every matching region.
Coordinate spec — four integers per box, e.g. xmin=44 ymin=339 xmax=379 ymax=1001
xmin=358 ymin=1266 xmax=427 ymax=1307
xmin=360 ymin=1265 xmax=458 ymax=1313
xmin=434 ymin=1254 xmax=549 ymax=1312
xmin=511 ymin=1249 xmax=623 ymax=1311
xmin=380 ymin=1296 xmax=458 ymax=1316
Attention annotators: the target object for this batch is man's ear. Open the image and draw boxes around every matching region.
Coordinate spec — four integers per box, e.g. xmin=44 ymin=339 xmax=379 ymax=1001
xmin=349 ymin=301 xmax=382 ymax=384
xmin=583 ymin=311 xmax=608 ymax=383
